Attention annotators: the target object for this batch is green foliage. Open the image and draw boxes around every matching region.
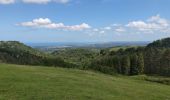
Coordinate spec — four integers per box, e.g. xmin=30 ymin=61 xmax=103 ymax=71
xmin=89 ymin=47 xmax=145 ymax=76
xmin=0 ymin=41 xmax=76 ymax=68
xmin=52 ymin=48 xmax=99 ymax=69
xmin=147 ymin=37 xmax=170 ymax=48
xmin=144 ymin=39 xmax=170 ymax=76
xmin=121 ymin=56 xmax=130 ymax=75
xmin=160 ymin=49 xmax=170 ymax=76
xmin=131 ymin=75 xmax=170 ymax=85
xmin=137 ymin=53 xmax=144 ymax=74
xmin=130 ymin=54 xmax=139 ymax=75
xmin=89 ymin=37 xmax=170 ymax=77
xmin=1 ymin=37 xmax=170 ymax=77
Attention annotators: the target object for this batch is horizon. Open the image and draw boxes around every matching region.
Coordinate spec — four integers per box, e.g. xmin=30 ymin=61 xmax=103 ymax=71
xmin=1 ymin=0 xmax=170 ymax=42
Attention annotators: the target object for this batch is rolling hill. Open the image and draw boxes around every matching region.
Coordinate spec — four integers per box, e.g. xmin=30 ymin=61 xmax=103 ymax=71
xmin=147 ymin=37 xmax=170 ymax=48
xmin=0 ymin=41 xmax=75 ymax=68
xmin=0 ymin=63 xmax=169 ymax=100
xmin=0 ymin=41 xmax=52 ymax=65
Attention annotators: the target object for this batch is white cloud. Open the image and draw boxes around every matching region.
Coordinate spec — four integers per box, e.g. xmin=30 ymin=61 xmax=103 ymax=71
xmin=111 ymin=24 xmax=121 ymax=27
xmin=0 ymin=0 xmax=70 ymax=4
xmin=115 ymin=27 xmax=125 ymax=32
xmin=148 ymin=14 xmax=169 ymax=27
xmin=90 ymin=15 xmax=170 ymax=36
xmin=22 ymin=0 xmax=51 ymax=4
xmin=126 ymin=21 xmax=159 ymax=31
xmin=0 ymin=0 xmax=15 ymax=4
xmin=54 ymin=0 xmax=69 ymax=4
xmin=126 ymin=15 xmax=169 ymax=32
xmin=18 ymin=18 xmax=91 ymax=31
xmin=104 ymin=27 xmax=111 ymax=30
xmin=93 ymin=28 xmax=99 ymax=32
xmin=22 ymin=0 xmax=70 ymax=4
xmin=99 ymin=31 xmax=105 ymax=34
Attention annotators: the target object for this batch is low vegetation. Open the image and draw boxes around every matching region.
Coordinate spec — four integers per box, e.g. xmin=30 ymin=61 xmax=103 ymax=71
xmin=0 ymin=64 xmax=169 ymax=100
xmin=0 ymin=38 xmax=170 ymax=99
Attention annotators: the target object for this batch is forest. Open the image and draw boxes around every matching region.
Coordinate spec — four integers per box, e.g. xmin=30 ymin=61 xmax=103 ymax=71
xmin=0 ymin=37 xmax=170 ymax=77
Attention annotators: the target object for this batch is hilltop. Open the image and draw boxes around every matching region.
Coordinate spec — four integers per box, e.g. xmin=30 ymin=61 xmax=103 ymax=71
xmin=147 ymin=37 xmax=170 ymax=48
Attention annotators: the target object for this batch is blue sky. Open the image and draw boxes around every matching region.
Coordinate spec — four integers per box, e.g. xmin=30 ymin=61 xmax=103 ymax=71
xmin=0 ymin=0 xmax=170 ymax=43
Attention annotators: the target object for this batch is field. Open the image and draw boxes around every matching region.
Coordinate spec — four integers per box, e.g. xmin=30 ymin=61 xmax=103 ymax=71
xmin=0 ymin=64 xmax=170 ymax=100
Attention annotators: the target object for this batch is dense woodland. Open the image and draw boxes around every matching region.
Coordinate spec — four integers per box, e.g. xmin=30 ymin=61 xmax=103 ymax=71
xmin=0 ymin=38 xmax=170 ymax=77
xmin=90 ymin=38 xmax=170 ymax=76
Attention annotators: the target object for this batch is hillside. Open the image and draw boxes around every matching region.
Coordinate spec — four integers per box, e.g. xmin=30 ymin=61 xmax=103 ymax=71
xmin=147 ymin=37 xmax=170 ymax=48
xmin=52 ymin=48 xmax=99 ymax=68
xmin=0 ymin=41 xmax=49 ymax=57
xmin=0 ymin=41 xmax=75 ymax=68
xmin=88 ymin=37 xmax=170 ymax=76
xmin=0 ymin=63 xmax=169 ymax=100
xmin=0 ymin=41 xmax=49 ymax=65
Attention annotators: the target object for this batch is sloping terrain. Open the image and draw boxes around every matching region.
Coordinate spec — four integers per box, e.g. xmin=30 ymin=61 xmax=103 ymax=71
xmin=0 ymin=63 xmax=169 ymax=100
xmin=0 ymin=41 xmax=48 ymax=65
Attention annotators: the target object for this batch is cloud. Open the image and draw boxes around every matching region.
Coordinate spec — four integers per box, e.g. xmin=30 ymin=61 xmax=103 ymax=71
xmin=115 ymin=27 xmax=126 ymax=32
xmin=54 ymin=0 xmax=69 ymax=4
xmin=148 ymin=14 xmax=169 ymax=27
xmin=90 ymin=15 xmax=170 ymax=36
xmin=93 ymin=28 xmax=99 ymax=32
xmin=22 ymin=0 xmax=51 ymax=4
xmin=0 ymin=0 xmax=15 ymax=4
xmin=0 ymin=0 xmax=70 ymax=4
xmin=99 ymin=31 xmax=105 ymax=34
xmin=18 ymin=18 xmax=91 ymax=31
xmin=104 ymin=27 xmax=111 ymax=30
xmin=22 ymin=0 xmax=70 ymax=4
xmin=126 ymin=15 xmax=169 ymax=32
xmin=126 ymin=21 xmax=158 ymax=31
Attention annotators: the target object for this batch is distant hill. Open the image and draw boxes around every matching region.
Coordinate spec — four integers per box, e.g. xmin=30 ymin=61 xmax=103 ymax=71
xmin=52 ymin=48 xmax=99 ymax=68
xmin=0 ymin=41 xmax=48 ymax=65
xmin=0 ymin=41 xmax=49 ymax=57
xmin=0 ymin=41 xmax=75 ymax=67
xmin=28 ymin=41 xmax=149 ymax=53
xmin=147 ymin=37 xmax=170 ymax=48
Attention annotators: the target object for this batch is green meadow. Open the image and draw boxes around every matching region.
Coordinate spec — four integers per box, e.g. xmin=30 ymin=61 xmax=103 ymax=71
xmin=0 ymin=63 xmax=169 ymax=100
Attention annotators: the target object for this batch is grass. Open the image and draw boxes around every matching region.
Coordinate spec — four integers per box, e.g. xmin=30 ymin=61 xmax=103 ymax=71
xmin=109 ymin=46 xmax=139 ymax=52
xmin=0 ymin=63 xmax=170 ymax=100
xmin=131 ymin=75 xmax=170 ymax=85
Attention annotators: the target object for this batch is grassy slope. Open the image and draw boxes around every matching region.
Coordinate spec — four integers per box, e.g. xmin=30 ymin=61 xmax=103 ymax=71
xmin=0 ymin=64 xmax=169 ymax=100
xmin=110 ymin=46 xmax=138 ymax=52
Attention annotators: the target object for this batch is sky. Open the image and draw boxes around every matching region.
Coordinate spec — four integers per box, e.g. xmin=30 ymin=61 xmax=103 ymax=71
xmin=1 ymin=0 xmax=170 ymax=43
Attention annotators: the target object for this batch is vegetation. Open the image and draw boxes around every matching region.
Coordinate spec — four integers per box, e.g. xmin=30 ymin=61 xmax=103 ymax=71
xmin=89 ymin=38 xmax=170 ymax=77
xmin=0 ymin=38 xmax=170 ymax=99
xmin=52 ymin=48 xmax=99 ymax=69
xmin=144 ymin=38 xmax=170 ymax=76
xmin=0 ymin=63 xmax=169 ymax=100
xmin=1 ymin=37 xmax=170 ymax=77
xmin=131 ymin=75 xmax=170 ymax=85
xmin=0 ymin=41 xmax=76 ymax=68
xmin=90 ymin=47 xmax=145 ymax=75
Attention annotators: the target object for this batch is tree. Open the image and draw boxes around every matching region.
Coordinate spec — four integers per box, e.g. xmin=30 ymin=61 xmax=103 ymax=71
xmin=121 ymin=55 xmax=130 ymax=75
xmin=160 ymin=49 xmax=170 ymax=76
xmin=137 ymin=53 xmax=144 ymax=74
xmin=130 ymin=54 xmax=139 ymax=75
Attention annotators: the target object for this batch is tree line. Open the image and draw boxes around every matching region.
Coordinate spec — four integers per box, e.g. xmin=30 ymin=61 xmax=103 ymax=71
xmin=0 ymin=38 xmax=170 ymax=77
xmin=89 ymin=38 xmax=170 ymax=76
